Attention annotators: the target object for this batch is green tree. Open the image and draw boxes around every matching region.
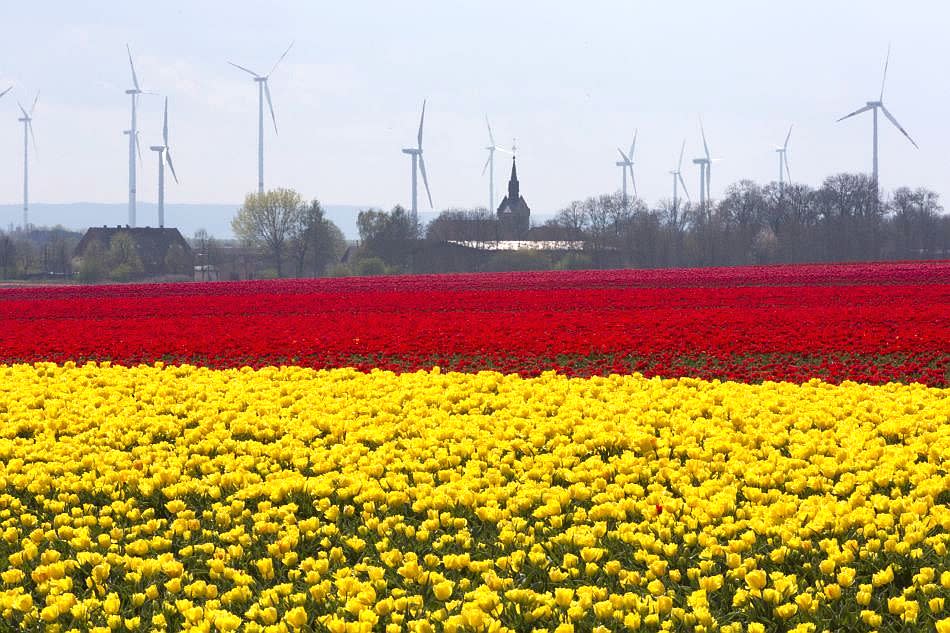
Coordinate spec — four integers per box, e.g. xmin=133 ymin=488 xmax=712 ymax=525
xmin=0 ymin=234 xmax=15 ymax=279
xmin=106 ymin=232 xmax=144 ymax=281
xmin=290 ymin=200 xmax=347 ymax=277
xmin=78 ymin=240 xmax=107 ymax=282
xmin=357 ymin=205 xmax=418 ymax=269
xmin=232 ymin=188 xmax=304 ymax=277
xmin=353 ymin=256 xmax=390 ymax=276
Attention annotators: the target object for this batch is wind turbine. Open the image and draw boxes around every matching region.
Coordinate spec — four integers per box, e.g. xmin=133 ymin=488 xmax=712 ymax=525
xmin=482 ymin=116 xmax=511 ymax=212
xmin=17 ymin=93 xmax=38 ymax=231
xmin=615 ymin=130 xmax=637 ymax=207
xmin=124 ymin=45 xmax=148 ymax=227
xmin=775 ymin=125 xmax=793 ymax=189
xmin=670 ymin=139 xmax=690 ymax=213
xmin=150 ymin=98 xmax=179 ymax=228
xmin=692 ymin=119 xmax=718 ymax=211
xmin=402 ymin=99 xmax=433 ymax=227
xmin=836 ymin=44 xmax=918 ymax=191
xmin=229 ymin=42 xmax=293 ymax=195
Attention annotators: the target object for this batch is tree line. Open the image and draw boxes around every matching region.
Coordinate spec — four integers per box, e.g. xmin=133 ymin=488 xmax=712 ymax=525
xmin=4 ymin=172 xmax=942 ymax=281
xmin=233 ymin=173 xmax=950 ymax=276
xmin=548 ymin=173 xmax=947 ymax=268
xmin=343 ymin=173 xmax=947 ymax=274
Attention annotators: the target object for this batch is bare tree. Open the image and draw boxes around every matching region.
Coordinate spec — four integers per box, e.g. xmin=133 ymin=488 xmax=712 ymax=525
xmin=887 ymin=187 xmax=943 ymax=258
xmin=426 ymin=208 xmax=498 ymax=248
xmin=193 ymin=229 xmax=221 ymax=268
xmin=551 ymin=201 xmax=588 ymax=239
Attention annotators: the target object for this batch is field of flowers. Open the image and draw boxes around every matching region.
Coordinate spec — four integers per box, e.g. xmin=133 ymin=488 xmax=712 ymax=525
xmin=0 ymin=261 xmax=948 ymax=632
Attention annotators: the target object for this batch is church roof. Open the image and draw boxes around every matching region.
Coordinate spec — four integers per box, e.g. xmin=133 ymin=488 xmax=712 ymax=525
xmin=497 ymin=157 xmax=530 ymax=215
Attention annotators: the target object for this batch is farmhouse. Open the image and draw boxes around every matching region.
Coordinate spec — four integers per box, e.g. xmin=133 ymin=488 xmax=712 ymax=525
xmin=74 ymin=226 xmax=193 ymax=277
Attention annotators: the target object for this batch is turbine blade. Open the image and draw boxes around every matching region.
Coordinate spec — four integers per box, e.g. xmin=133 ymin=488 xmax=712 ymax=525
xmin=617 ymin=147 xmax=630 ymax=163
xmin=418 ymin=154 xmax=433 ymax=208
xmin=486 ymin=115 xmax=494 ymax=146
xmin=783 ymin=124 xmax=793 ymax=151
xmin=482 ymin=151 xmax=492 ymax=176
xmin=30 ymin=92 xmax=39 ymax=116
xmin=700 ymin=117 xmax=710 ymax=160
xmin=228 ymin=61 xmax=260 ymax=77
xmin=784 ymin=154 xmax=791 ymax=183
xmin=677 ymin=139 xmax=686 ymax=170
xmin=162 ymin=97 xmax=169 ymax=145
xmin=126 ymin=44 xmax=140 ymax=91
xmin=678 ymin=172 xmax=690 ymax=202
xmin=135 ymin=132 xmax=142 ymax=163
xmin=630 ymin=166 xmax=637 ymax=198
xmin=0 ymin=85 xmax=11 ymax=99
xmin=417 ymin=99 xmax=426 ymax=149
xmin=268 ymin=41 xmax=294 ymax=77
xmin=880 ymin=42 xmax=891 ymax=102
xmin=836 ymin=104 xmax=873 ymax=122
xmin=17 ymin=101 xmax=28 ymax=118
xmin=880 ymin=104 xmax=919 ymax=149
xmin=630 ymin=128 xmax=637 ymax=160
xmin=264 ymin=80 xmax=278 ymax=134
xmin=166 ymin=149 xmax=179 ymax=184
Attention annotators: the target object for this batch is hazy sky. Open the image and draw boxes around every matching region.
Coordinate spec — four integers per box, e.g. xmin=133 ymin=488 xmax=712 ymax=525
xmin=1 ymin=1 xmax=947 ymax=225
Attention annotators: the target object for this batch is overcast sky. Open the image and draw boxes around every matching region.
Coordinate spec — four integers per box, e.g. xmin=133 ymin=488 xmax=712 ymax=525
xmin=0 ymin=1 xmax=946 ymax=222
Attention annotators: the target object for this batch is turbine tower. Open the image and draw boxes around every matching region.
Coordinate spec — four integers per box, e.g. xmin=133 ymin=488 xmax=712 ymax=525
xmin=229 ymin=42 xmax=293 ymax=195
xmin=836 ymin=45 xmax=918 ymax=192
xmin=17 ymin=93 xmax=38 ymax=231
xmin=150 ymin=98 xmax=179 ymax=228
xmin=125 ymin=45 xmax=144 ymax=227
xmin=775 ymin=125 xmax=793 ymax=189
xmin=615 ymin=130 xmax=637 ymax=208
xmin=482 ymin=116 xmax=511 ymax=212
xmin=670 ymin=139 xmax=690 ymax=213
xmin=692 ymin=119 xmax=717 ymax=212
xmin=401 ymin=99 xmax=433 ymax=227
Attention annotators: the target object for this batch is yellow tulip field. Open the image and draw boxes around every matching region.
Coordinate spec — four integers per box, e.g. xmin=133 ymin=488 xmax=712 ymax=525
xmin=0 ymin=363 xmax=947 ymax=632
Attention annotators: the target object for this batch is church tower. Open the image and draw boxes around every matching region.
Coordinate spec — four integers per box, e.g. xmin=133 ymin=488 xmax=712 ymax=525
xmin=496 ymin=157 xmax=531 ymax=239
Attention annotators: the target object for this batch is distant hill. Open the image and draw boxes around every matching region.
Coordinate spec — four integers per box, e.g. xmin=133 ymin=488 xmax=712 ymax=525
xmin=0 ymin=202 xmax=379 ymax=241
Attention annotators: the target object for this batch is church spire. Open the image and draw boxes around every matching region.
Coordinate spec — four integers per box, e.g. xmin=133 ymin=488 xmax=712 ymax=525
xmin=508 ymin=157 xmax=519 ymax=202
